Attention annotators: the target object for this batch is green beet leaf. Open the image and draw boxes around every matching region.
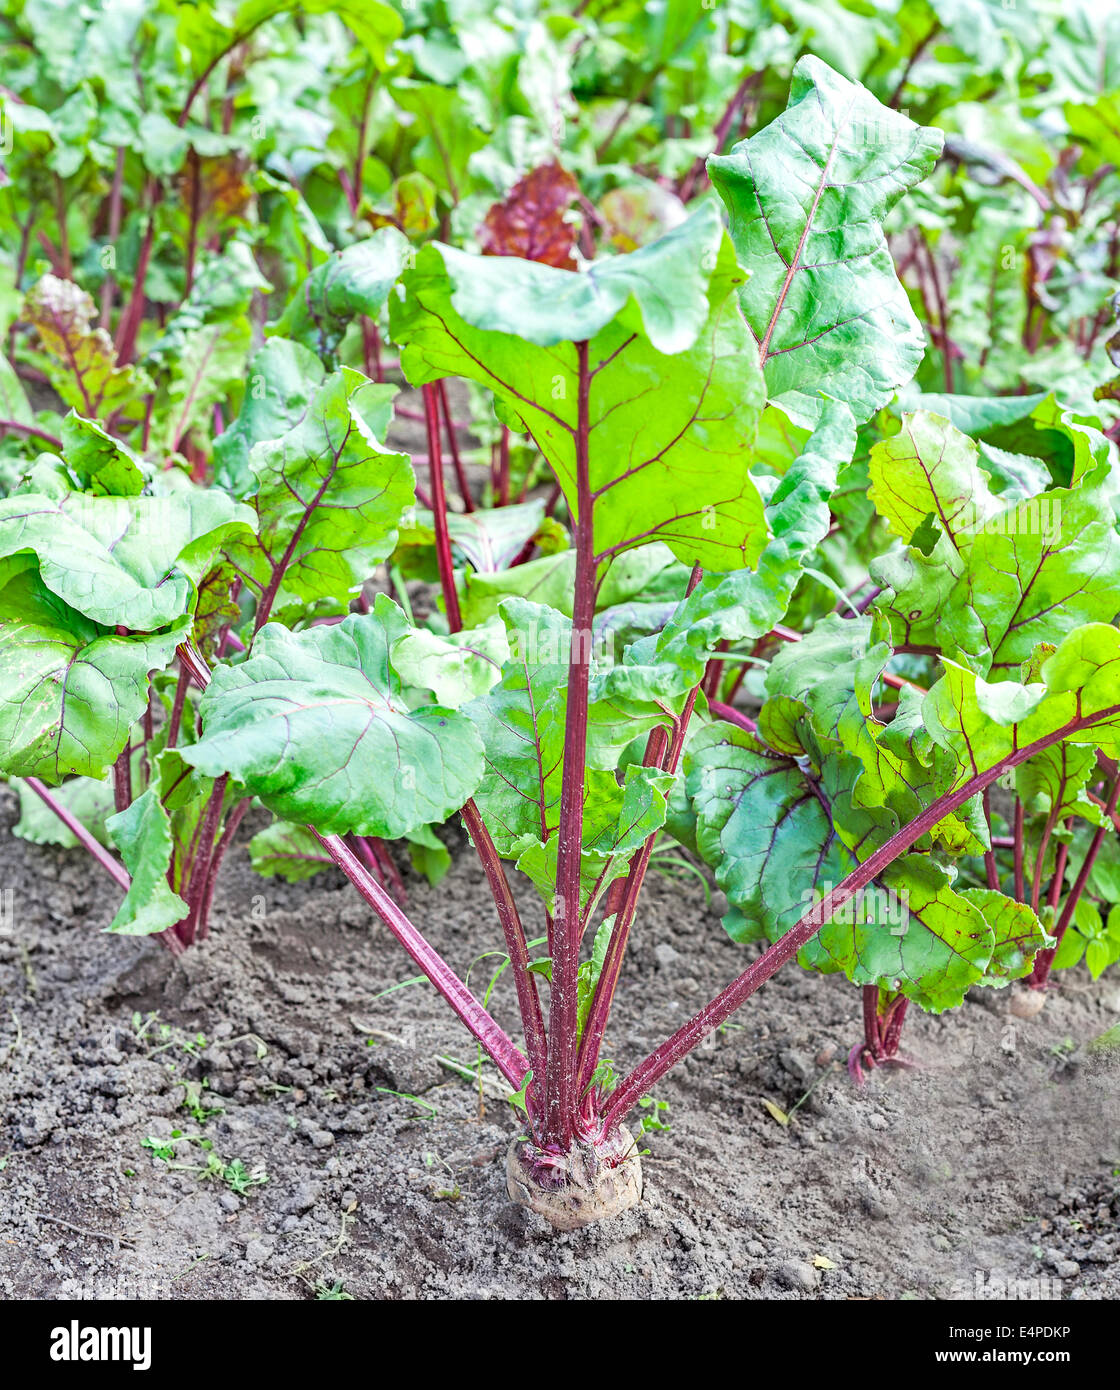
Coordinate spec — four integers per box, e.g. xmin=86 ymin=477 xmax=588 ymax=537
xmin=625 ymin=399 xmax=855 ymax=698
xmin=249 ymin=821 xmax=335 ymax=883
xmin=0 ymin=487 xmax=255 ymax=632
xmin=390 ymin=617 xmax=509 ymax=707
xmin=871 ymin=411 xmax=1120 ymax=676
xmin=0 ymin=570 xmax=188 ymax=782
xmin=184 ymin=600 xmax=484 ymax=839
xmin=461 ymin=598 xmax=672 ymax=916
xmin=213 ymin=339 xmax=326 ymax=499
xmin=960 ymin=888 xmax=1054 ymax=987
xmin=177 ymin=0 xmax=402 ymax=83
xmin=223 ymin=369 xmax=413 ymax=624
xmin=709 ymin=56 xmax=942 ymax=428
xmin=104 ymin=788 xmax=189 ymax=937
xmin=11 ymin=770 xmax=117 ymax=849
xmin=59 ymin=413 xmax=147 ymax=496
xmin=391 ymin=203 xmax=768 ymax=571
xmin=684 ymin=717 xmax=996 ymax=1010
xmin=23 ymin=274 xmax=153 ymax=421
xmin=924 ymin=624 xmax=1120 ymax=784
xmin=1014 ymin=742 xmax=1105 ymax=829
xmin=686 ymin=720 xmax=857 ymax=946
xmin=803 ymin=854 xmax=992 ymax=1013
xmin=272 ymin=230 xmax=409 ymax=364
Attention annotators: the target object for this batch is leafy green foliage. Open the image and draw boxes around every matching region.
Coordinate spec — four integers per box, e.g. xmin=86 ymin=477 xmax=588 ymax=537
xmin=0 ymin=569 xmax=188 ymax=780
xmin=222 ymin=368 xmax=413 ymax=624
xmin=710 ymin=57 xmax=942 ymax=427
xmin=391 ymin=205 xmax=769 ymax=570
xmin=185 ymin=603 xmax=485 ymax=839
xmin=0 ymin=488 xmax=254 ymax=632
xmin=105 ymin=788 xmax=189 ymax=936
xmin=273 ymin=231 xmax=408 ymax=363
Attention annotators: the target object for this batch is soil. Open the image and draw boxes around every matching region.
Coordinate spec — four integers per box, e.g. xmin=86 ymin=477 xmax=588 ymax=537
xmin=2 ymin=784 xmax=1119 ymax=1302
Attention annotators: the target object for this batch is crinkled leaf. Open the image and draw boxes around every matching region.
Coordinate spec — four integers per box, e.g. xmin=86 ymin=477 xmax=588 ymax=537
xmin=480 ymin=162 xmax=580 ymax=269
xmin=868 ymin=412 xmax=998 ymax=565
xmin=0 ymin=571 xmax=187 ymax=781
xmin=104 ymin=789 xmax=188 ymax=937
xmin=392 ymin=204 xmax=768 ymax=569
xmin=942 ymin=481 xmax=1120 ymax=677
xmin=23 ymin=274 xmax=152 ymax=419
xmin=709 ymin=56 xmax=942 ymax=427
xmin=809 ymin=854 xmax=992 ymax=1012
xmin=961 ymin=887 xmax=1053 ymax=987
xmin=687 ymin=720 xmax=857 ymax=945
xmin=686 ymin=716 xmax=993 ymax=1009
xmin=213 ymin=338 xmax=326 ymax=498
xmin=249 ymin=821 xmax=335 ymax=883
xmin=872 ymin=412 xmax=1120 ymax=676
xmin=192 ymin=560 xmax=243 ymax=661
xmin=391 ymin=617 xmax=509 ymax=706
xmin=924 ymin=625 xmax=1120 ymax=787
xmin=11 ymin=772 xmax=116 ymax=849
xmin=0 ymin=487 xmax=256 ymax=631
xmin=272 ymin=230 xmax=408 ymax=364
xmin=1014 ymin=741 xmax=1104 ymax=826
xmin=59 ymin=413 xmax=146 ymax=497
xmin=185 ymin=601 xmax=484 ymax=838
xmin=765 ymin=612 xmax=894 ymax=770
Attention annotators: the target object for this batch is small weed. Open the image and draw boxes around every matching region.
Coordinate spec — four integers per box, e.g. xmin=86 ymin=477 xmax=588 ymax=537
xmin=375 ymin=1087 xmax=438 ymax=1120
xmin=141 ymin=1133 xmax=268 ymax=1194
xmin=635 ymin=1096 xmax=671 ymax=1135
xmin=423 ymin=1151 xmax=462 ymax=1201
xmin=181 ymin=1079 xmax=223 ymax=1124
xmin=314 ymin=1279 xmax=355 ymax=1301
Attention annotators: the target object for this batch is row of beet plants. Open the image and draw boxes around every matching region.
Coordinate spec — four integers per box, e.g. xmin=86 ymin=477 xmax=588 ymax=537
xmin=2 ymin=59 xmax=1120 ymax=1226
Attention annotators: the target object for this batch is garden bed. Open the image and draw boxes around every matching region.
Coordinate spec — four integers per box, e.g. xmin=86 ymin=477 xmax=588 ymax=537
xmin=2 ymin=789 xmax=1117 ymax=1301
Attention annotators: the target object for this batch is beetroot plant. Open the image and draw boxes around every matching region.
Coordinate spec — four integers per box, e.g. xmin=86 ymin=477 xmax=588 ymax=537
xmin=3 ymin=44 xmax=1118 ymax=1228
xmin=145 ymin=61 xmax=1120 ymax=1227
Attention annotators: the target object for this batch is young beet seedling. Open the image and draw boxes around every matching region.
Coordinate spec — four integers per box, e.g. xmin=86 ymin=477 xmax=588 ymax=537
xmin=177 ymin=62 xmax=1120 ymax=1226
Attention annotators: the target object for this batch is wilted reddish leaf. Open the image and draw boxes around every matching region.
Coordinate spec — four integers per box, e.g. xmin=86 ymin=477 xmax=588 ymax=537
xmin=370 ymin=172 xmax=438 ymax=239
xmin=480 ymin=162 xmax=580 ymax=269
xmin=193 ymin=561 xmax=243 ymax=659
xmin=179 ymin=151 xmax=253 ymax=232
xmin=23 ymin=273 xmax=150 ymax=419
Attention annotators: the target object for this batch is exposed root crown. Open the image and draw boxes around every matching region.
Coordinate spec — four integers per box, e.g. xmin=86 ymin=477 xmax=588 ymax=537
xmin=506 ymin=1125 xmax=642 ymax=1230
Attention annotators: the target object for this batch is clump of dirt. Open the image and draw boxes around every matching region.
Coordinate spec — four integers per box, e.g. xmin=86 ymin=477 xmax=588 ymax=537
xmin=2 ymin=784 xmax=1118 ymax=1300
